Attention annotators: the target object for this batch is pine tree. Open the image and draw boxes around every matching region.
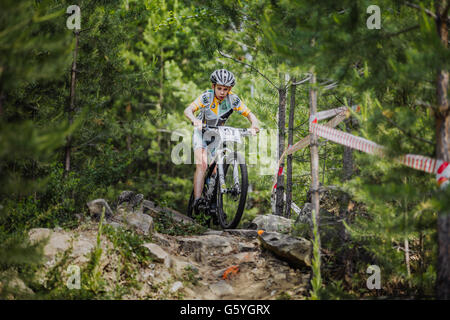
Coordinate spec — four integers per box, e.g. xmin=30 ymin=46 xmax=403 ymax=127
xmin=0 ymin=0 xmax=73 ymax=298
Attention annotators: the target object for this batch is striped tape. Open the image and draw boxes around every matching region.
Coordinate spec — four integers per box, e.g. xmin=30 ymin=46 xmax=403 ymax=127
xmin=272 ymin=108 xmax=350 ymax=191
xmin=309 ymin=105 xmax=360 ymax=123
xmin=309 ymin=121 xmax=449 ymax=188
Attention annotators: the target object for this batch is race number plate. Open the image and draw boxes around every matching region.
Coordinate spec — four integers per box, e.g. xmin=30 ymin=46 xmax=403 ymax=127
xmin=218 ymin=127 xmax=242 ymax=143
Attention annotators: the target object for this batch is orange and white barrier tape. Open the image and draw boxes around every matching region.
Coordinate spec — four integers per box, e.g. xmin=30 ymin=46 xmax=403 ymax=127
xmin=309 ymin=105 xmax=360 ymax=123
xmin=272 ymin=105 xmax=355 ymax=192
xmin=309 ymin=117 xmax=449 ymax=189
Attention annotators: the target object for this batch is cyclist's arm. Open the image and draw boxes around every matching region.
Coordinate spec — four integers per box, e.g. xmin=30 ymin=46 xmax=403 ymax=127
xmin=246 ymin=111 xmax=260 ymax=133
xmin=184 ymin=105 xmax=198 ymax=124
xmin=184 ymin=101 xmax=204 ymax=129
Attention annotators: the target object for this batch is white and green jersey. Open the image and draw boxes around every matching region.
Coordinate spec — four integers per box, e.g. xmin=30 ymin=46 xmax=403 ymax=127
xmin=189 ymin=89 xmax=251 ymax=126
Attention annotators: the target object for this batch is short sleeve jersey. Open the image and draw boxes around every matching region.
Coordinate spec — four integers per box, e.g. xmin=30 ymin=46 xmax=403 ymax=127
xmin=189 ymin=89 xmax=250 ymax=126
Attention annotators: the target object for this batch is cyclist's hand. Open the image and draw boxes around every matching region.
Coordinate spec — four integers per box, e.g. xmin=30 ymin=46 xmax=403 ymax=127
xmin=250 ymin=126 xmax=260 ymax=136
xmin=193 ymin=119 xmax=203 ymax=130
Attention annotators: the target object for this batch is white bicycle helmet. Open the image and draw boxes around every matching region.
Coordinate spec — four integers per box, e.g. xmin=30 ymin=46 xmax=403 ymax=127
xmin=210 ymin=69 xmax=236 ymax=87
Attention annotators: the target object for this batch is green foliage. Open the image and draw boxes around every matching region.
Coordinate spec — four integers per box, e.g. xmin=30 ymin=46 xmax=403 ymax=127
xmin=103 ymin=224 xmax=152 ymax=266
xmin=309 ymin=209 xmax=323 ymax=300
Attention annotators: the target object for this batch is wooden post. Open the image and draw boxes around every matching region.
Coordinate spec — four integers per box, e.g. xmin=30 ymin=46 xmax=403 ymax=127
xmin=309 ymin=72 xmax=320 ymax=240
xmin=285 ymin=77 xmax=296 ymax=218
xmin=275 ymin=73 xmax=287 ymax=216
xmin=65 ymin=30 xmax=79 ymax=176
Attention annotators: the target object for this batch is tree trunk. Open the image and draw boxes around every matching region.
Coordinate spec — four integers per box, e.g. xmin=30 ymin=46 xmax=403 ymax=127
xmin=343 ymin=118 xmax=354 ymax=182
xmin=285 ymin=78 xmax=296 ymax=218
xmin=156 ymin=48 xmax=164 ymax=180
xmin=309 ymin=72 xmax=320 ymax=238
xmin=0 ymin=90 xmax=4 ymax=117
xmin=64 ymin=31 xmax=79 ymax=176
xmin=435 ymin=0 xmax=450 ymax=300
xmin=275 ymin=73 xmax=287 ymax=216
xmin=341 ymin=117 xmax=354 ymax=284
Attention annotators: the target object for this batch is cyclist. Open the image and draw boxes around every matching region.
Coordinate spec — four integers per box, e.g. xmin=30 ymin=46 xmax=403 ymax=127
xmin=184 ymin=68 xmax=260 ymax=211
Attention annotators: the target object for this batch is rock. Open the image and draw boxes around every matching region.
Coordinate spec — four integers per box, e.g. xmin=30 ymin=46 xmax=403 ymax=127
xmin=117 ymin=190 xmax=135 ymax=205
xmin=104 ymin=221 xmax=123 ymax=229
xmin=224 ymin=229 xmax=258 ymax=239
xmin=177 ymin=235 xmax=234 ymax=255
xmin=122 ymin=212 xmax=153 ymax=235
xmin=142 ymin=200 xmax=196 ymax=225
xmin=203 ymin=229 xmax=224 ymax=236
xmin=292 ymin=203 xmax=313 ymax=239
xmin=238 ymin=242 xmax=256 ymax=252
xmin=142 ymin=243 xmax=172 ymax=268
xmin=151 ymin=232 xmax=171 ymax=248
xmin=142 ymin=200 xmax=159 ymax=215
xmin=209 ymin=280 xmax=234 ymax=297
xmin=29 ymin=228 xmax=72 ymax=261
xmin=71 ymin=237 xmax=95 ymax=264
xmin=28 ymin=228 xmax=53 ymax=243
xmin=258 ymin=231 xmax=312 ymax=268
xmin=233 ymin=252 xmax=257 ymax=264
xmin=296 ymin=203 xmax=313 ymax=226
xmin=117 ymin=191 xmax=144 ymax=211
xmin=251 ymin=214 xmax=294 ymax=234
xmin=170 ymin=281 xmax=183 ymax=293
xmin=86 ymin=199 xmax=113 ymax=220
xmin=0 ymin=271 xmax=34 ymax=297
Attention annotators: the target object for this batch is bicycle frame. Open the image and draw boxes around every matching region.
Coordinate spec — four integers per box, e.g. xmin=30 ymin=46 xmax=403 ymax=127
xmin=202 ymin=125 xmax=251 ymax=196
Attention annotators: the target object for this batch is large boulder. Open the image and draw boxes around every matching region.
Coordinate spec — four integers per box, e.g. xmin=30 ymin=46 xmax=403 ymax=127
xmin=118 ymin=211 xmax=154 ymax=236
xmin=258 ymin=231 xmax=312 ymax=268
xmin=86 ymin=199 xmax=113 ymax=220
xmin=250 ymin=214 xmax=294 ymax=234
xmin=28 ymin=228 xmax=95 ymax=264
xmin=117 ymin=190 xmax=144 ymax=211
xmin=28 ymin=228 xmax=72 ymax=261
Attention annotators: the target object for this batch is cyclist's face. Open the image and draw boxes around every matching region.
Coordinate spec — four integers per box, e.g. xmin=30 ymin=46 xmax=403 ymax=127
xmin=213 ymin=84 xmax=231 ymax=101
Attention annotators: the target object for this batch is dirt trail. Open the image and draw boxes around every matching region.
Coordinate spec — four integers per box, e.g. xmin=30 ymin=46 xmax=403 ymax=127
xmin=149 ymin=229 xmax=310 ymax=300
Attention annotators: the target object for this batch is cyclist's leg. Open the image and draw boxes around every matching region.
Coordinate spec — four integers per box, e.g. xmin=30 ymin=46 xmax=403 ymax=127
xmin=208 ymin=144 xmax=218 ymax=175
xmin=193 ymin=147 xmax=208 ymax=199
xmin=193 ymin=128 xmax=208 ymax=200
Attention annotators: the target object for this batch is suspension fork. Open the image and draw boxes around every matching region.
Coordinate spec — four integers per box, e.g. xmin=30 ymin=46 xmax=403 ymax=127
xmin=217 ymin=161 xmax=227 ymax=194
xmin=232 ymin=158 xmax=240 ymax=192
xmin=217 ymin=153 xmax=241 ymax=194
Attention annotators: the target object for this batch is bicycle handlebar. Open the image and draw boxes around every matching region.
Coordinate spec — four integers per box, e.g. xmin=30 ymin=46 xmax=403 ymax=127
xmin=201 ymin=124 xmax=259 ymax=137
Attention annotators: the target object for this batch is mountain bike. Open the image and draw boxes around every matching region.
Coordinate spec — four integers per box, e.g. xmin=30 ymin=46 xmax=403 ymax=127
xmin=187 ymin=125 xmax=255 ymax=229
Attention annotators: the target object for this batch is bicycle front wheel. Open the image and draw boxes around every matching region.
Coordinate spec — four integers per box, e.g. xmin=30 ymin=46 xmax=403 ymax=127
xmin=217 ymin=152 xmax=248 ymax=229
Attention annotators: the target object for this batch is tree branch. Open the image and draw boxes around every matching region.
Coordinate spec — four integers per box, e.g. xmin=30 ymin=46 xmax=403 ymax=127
xmin=382 ymin=114 xmax=434 ymax=145
xmin=292 ymin=74 xmax=312 ymax=85
xmin=218 ymin=50 xmax=279 ymax=90
xmin=405 ymin=2 xmax=437 ymax=20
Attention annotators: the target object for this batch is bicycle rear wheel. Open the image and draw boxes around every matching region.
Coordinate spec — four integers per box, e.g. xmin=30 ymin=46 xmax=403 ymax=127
xmin=217 ymin=152 xmax=248 ymax=229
